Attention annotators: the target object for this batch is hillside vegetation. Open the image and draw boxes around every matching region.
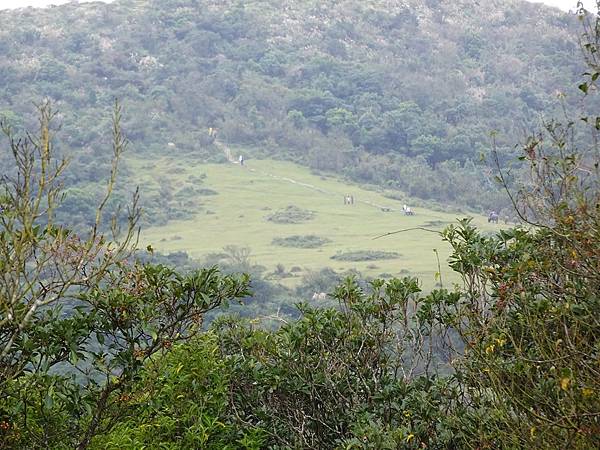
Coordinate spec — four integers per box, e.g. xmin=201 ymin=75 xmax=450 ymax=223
xmin=0 ymin=0 xmax=586 ymax=220
xmin=2 ymin=1 xmax=600 ymax=448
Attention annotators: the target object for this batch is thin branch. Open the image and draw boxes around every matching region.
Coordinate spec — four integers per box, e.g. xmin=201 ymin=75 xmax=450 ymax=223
xmin=373 ymin=227 xmax=440 ymax=240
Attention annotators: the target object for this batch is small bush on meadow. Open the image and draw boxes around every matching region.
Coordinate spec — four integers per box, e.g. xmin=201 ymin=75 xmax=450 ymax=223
xmin=265 ymin=205 xmax=315 ymax=224
xmin=331 ymin=250 xmax=401 ymax=261
xmin=272 ymin=234 xmax=331 ymax=248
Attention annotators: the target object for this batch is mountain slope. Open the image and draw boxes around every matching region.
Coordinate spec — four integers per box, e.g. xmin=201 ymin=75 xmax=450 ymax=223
xmin=0 ymin=0 xmax=585 ymax=217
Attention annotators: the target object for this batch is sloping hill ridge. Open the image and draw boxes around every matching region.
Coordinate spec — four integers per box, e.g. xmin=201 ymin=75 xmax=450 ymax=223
xmin=0 ymin=0 xmax=584 ymax=217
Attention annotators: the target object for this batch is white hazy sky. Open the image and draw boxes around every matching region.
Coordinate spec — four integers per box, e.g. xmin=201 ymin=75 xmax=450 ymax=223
xmin=0 ymin=0 xmax=595 ymax=11
xmin=0 ymin=0 xmax=114 ymax=9
xmin=528 ymin=0 xmax=596 ymax=10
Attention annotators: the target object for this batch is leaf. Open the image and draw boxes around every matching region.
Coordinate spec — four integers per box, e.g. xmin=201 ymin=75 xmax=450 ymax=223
xmin=83 ymin=400 xmax=93 ymax=416
xmin=44 ymin=394 xmax=54 ymax=410
xmin=70 ymin=349 xmax=79 ymax=365
xmin=582 ymin=388 xmax=594 ymax=397
xmin=578 ymin=83 xmax=589 ymax=94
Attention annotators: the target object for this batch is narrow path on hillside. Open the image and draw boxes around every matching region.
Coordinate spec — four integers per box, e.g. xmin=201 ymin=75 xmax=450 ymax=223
xmin=214 ymin=141 xmax=398 ymax=212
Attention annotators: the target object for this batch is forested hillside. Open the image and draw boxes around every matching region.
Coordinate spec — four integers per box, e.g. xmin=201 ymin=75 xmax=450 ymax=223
xmin=0 ymin=0 xmax=585 ymax=217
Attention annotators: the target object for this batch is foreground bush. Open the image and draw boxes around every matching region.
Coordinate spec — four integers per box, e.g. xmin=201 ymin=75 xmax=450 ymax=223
xmin=0 ymin=105 xmax=250 ymax=449
xmin=93 ymin=276 xmax=466 ymax=449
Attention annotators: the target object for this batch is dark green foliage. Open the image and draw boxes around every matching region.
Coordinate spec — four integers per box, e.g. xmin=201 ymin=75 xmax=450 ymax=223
xmin=438 ymin=216 xmax=600 ymax=448
xmin=271 ymin=234 xmax=331 ymax=248
xmin=91 ymin=276 xmax=465 ymax=449
xmin=331 ymin=250 xmax=402 ymax=261
xmin=0 ymin=263 xmax=251 ymax=449
xmin=0 ymin=106 xmax=251 ymax=449
xmin=89 ymin=334 xmax=256 ymax=449
xmin=212 ymin=277 xmax=455 ymax=448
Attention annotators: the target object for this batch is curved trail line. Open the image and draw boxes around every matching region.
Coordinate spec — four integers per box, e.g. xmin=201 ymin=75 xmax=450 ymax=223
xmin=215 ymin=141 xmax=397 ymax=212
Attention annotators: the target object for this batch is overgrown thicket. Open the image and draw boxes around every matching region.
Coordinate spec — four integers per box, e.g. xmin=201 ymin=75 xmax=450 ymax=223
xmin=0 ymin=106 xmax=250 ymax=449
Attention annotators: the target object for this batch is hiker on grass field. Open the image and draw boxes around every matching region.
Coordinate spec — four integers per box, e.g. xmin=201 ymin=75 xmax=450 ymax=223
xmin=239 ymin=154 xmax=244 ymax=166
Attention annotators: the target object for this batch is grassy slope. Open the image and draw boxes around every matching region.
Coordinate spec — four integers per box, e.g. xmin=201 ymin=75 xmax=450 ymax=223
xmin=128 ymin=154 xmax=503 ymax=290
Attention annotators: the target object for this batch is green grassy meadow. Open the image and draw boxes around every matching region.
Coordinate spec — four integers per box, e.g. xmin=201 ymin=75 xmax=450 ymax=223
xmin=128 ymin=155 xmax=503 ymax=290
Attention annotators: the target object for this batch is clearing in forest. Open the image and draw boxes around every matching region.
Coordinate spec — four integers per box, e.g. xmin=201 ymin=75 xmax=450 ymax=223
xmin=128 ymin=155 xmax=503 ymax=289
